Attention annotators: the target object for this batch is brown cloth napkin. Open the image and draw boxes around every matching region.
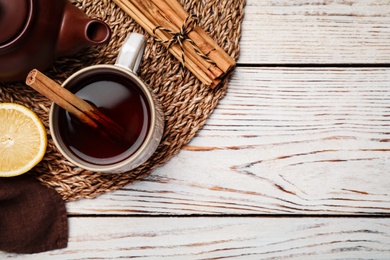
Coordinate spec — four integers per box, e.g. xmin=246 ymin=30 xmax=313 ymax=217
xmin=0 ymin=174 xmax=68 ymax=254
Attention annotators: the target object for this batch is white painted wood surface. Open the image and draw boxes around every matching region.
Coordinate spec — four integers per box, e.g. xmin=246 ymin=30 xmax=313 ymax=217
xmin=239 ymin=0 xmax=390 ymax=64
xmin=4 ymin=218 xmax=390 ymax=259
xmin=2 ymin=0 xmax=390 ymax=258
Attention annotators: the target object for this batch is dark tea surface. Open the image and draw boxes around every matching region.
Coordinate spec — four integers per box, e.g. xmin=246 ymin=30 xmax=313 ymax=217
xmin=57 ymin=69 xmax=151 ymax=165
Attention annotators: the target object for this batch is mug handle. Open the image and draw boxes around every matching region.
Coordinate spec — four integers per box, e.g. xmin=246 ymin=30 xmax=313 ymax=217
xmin=115 ymin=33 xmax=146 ymax=73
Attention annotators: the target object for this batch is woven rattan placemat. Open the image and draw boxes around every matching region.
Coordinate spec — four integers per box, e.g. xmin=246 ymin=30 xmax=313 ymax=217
xmin=0 ymin=0 xmax=245 ymax=201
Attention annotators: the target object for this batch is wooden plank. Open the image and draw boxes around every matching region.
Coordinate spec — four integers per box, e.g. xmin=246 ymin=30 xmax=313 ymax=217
xmin=2 ymin=217 xmax=389 ymax=259
xmin=240 ymin=0 xmax=390 ymax=64
xmin=67 ymin=67 xmax=390 ymax=215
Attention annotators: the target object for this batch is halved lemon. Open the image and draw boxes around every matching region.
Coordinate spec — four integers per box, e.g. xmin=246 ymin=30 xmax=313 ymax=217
xmin=0 ymin=103 xmax=47 ymax=177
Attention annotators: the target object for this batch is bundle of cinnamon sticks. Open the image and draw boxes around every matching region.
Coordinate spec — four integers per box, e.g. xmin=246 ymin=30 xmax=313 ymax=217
xmin=113 ymin=0 xmax=236 ymax=88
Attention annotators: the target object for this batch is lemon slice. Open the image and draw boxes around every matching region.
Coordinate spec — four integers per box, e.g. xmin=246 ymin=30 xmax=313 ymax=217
xmin=0 ymin=103 xmax=47 ymax=177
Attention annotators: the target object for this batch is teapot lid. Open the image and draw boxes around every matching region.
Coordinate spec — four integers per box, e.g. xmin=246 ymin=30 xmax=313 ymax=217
xmin=0 ymin=0 xmax=32 ymax=46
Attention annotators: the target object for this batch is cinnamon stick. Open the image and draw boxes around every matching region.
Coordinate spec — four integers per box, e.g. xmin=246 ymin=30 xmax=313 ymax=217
xmin=25 ymin=69 xmax=129 ymax=145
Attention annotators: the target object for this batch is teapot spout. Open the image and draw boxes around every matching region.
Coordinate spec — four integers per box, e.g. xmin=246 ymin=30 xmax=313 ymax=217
xmin=56 ymin=2 xmax=111 ymax=57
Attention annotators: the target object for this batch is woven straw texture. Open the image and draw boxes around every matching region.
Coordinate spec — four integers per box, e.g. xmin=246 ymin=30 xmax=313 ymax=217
xmin=0 ymin=0 xmax=245 ymax=201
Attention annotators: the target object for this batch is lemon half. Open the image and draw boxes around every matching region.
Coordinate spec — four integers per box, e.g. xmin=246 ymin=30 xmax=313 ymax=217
xmin=0 ymin=103 xmax=47 ymax=177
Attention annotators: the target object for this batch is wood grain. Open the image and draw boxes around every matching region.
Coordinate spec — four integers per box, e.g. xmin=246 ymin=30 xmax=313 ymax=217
xmin=67 ymin=67 xmax=390 ymax=215
xmin=2 ymin=0 xmax=390 ymax=258
xmin=240 ymin=0 xmax=390 ymax=64
xmin=3 ymin=217 xmax=390 ymax=259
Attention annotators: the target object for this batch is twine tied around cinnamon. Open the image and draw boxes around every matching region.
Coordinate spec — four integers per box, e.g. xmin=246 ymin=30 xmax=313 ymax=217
xmin=153 ymin=14 xmax=215 ymax=67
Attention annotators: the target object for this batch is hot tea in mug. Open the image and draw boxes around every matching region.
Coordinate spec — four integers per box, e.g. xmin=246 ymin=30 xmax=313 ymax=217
xmin=50 ymin=33 xmax=164 ymax=173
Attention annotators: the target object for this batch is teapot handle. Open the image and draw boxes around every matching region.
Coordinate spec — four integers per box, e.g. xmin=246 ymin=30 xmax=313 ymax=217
xmin=115 ymin=33 xmax=146 ymax=74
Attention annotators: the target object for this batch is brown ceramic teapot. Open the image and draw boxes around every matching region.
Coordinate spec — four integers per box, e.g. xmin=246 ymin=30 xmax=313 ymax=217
xmin=0 ymin=0 xmax=111 ymax=82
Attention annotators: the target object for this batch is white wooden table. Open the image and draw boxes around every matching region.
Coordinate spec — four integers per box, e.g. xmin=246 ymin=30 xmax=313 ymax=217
xmin=4 ymin=0 xmax=390 ymax=258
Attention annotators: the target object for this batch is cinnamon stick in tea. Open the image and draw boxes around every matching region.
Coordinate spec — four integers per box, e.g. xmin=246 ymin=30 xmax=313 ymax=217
xmin=25 ymin=69 xmax=129 ymax=145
